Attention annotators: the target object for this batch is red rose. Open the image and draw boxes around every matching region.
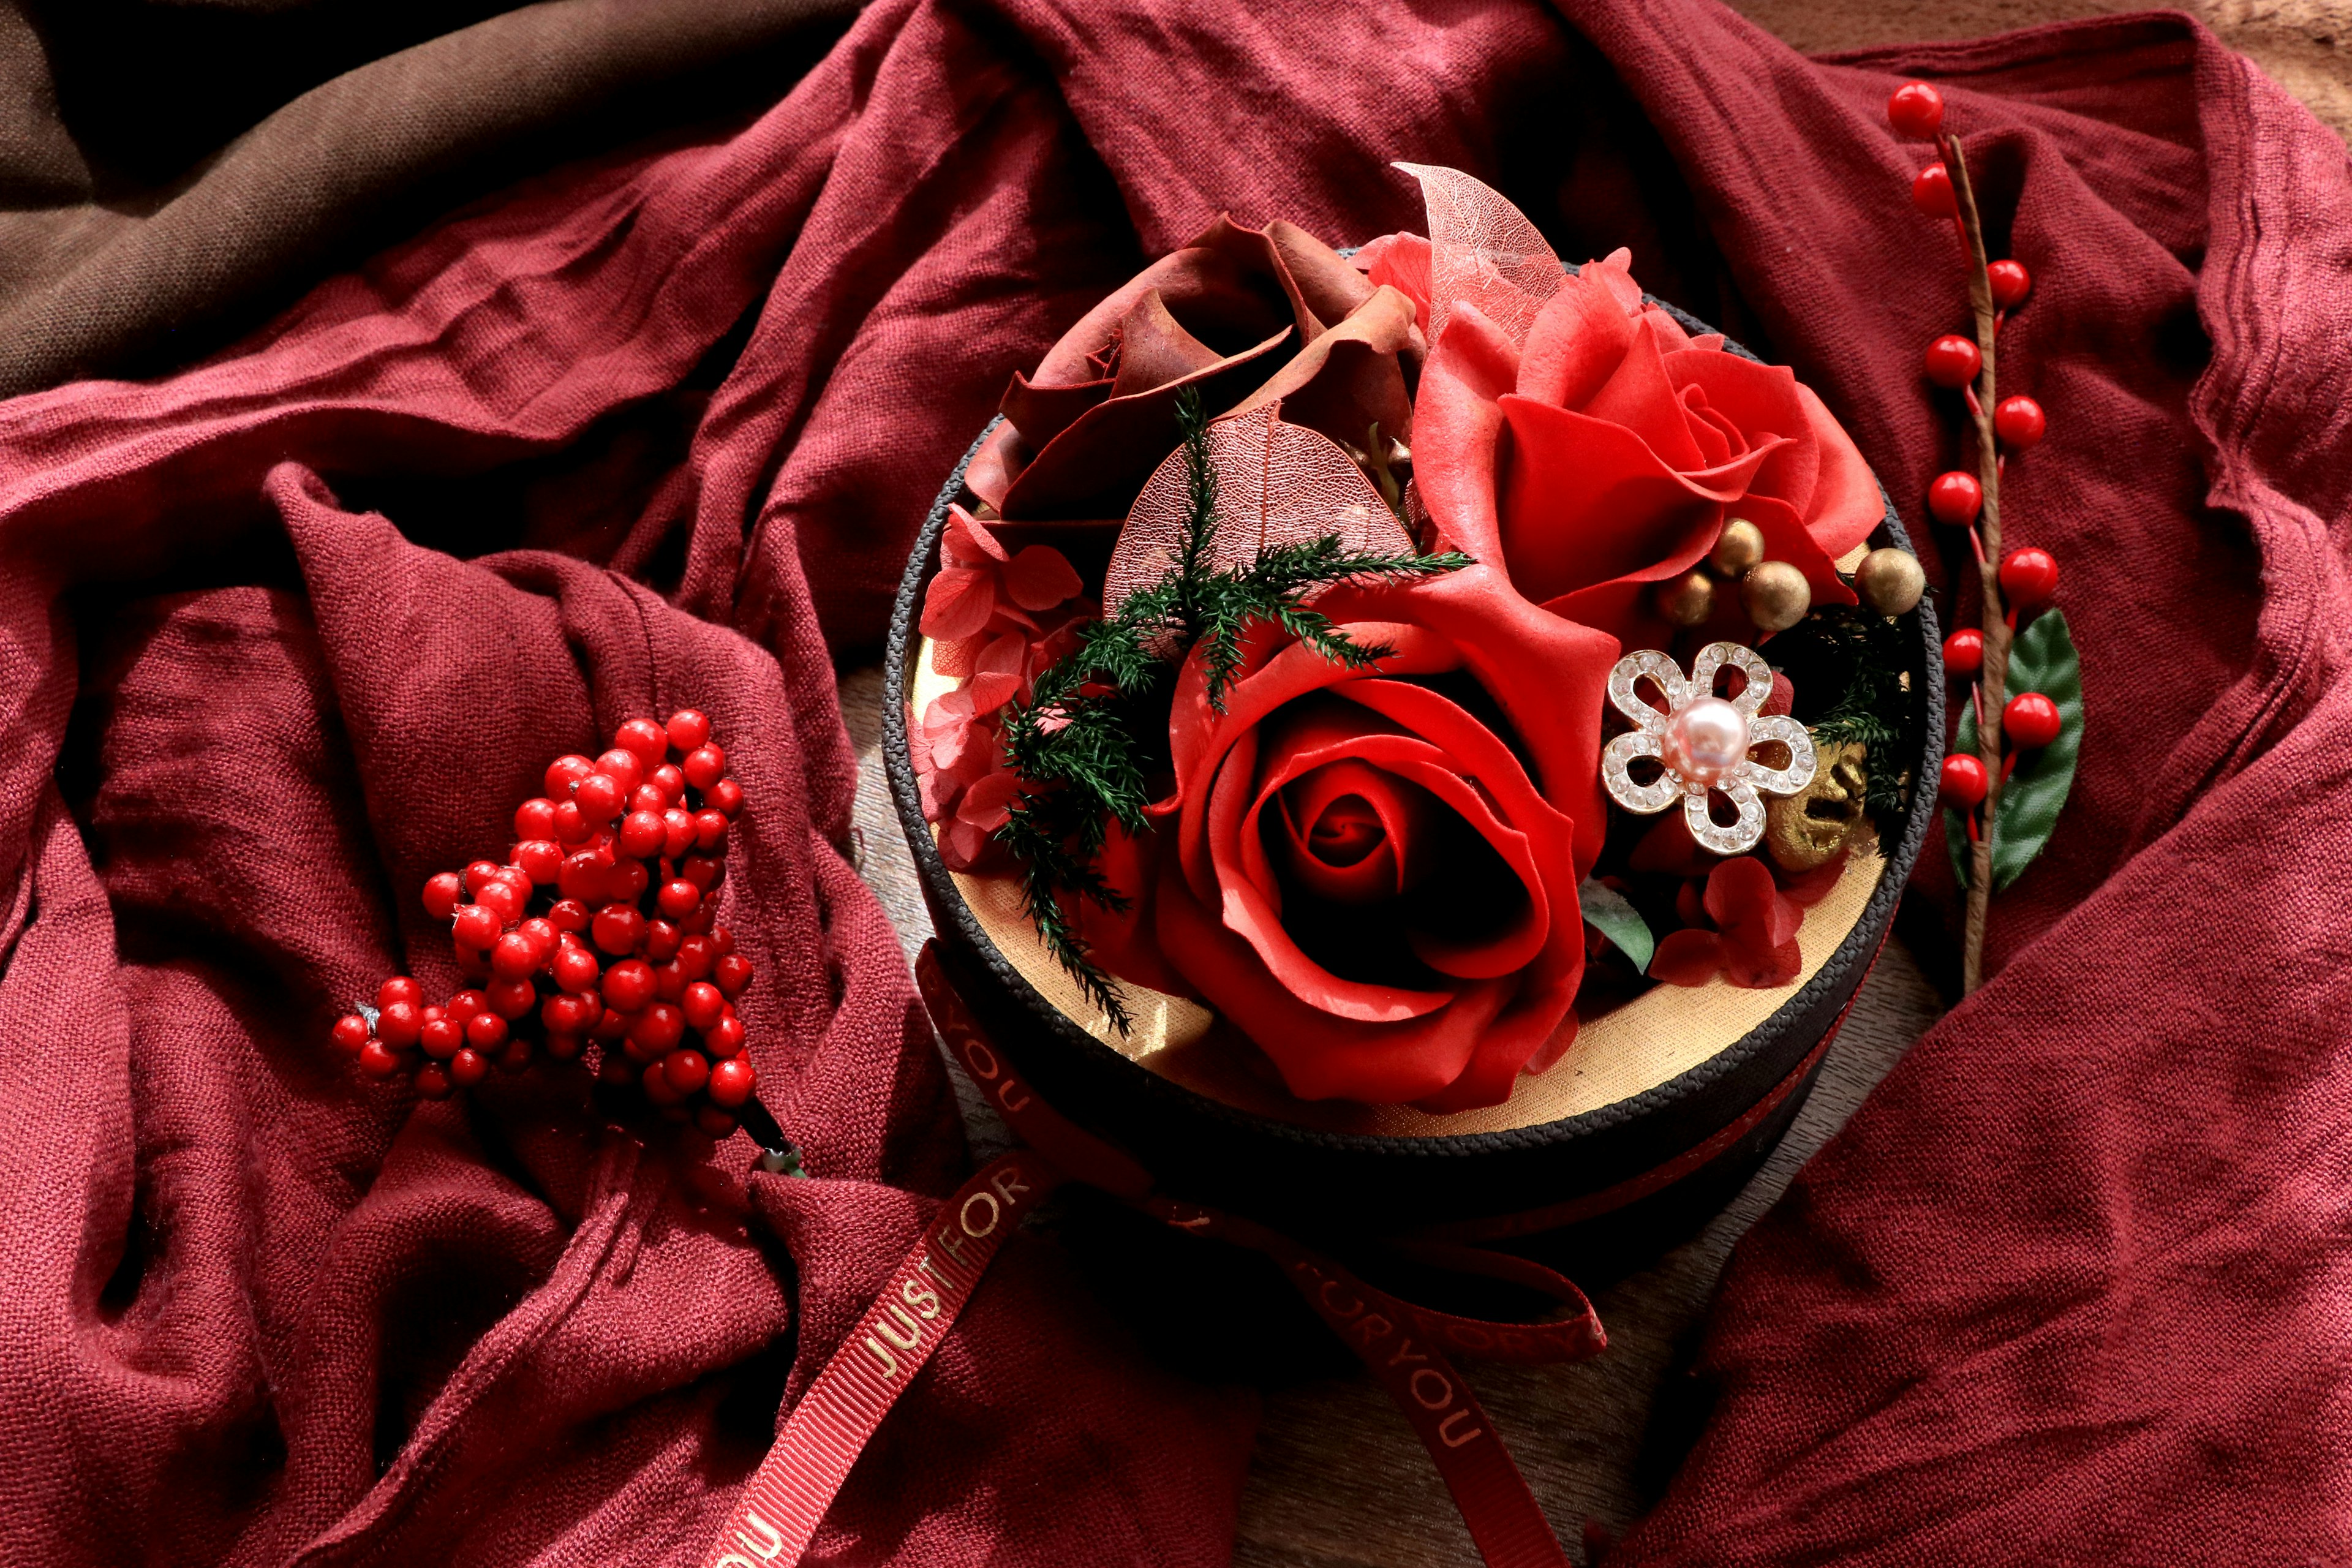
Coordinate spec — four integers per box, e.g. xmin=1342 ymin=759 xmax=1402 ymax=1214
xmin=964 ymin=216 xmax=1419 ymax=531
xmin=1087 ymin=563 xmax=1616 ymax=1112
xmin=1362 ymin=167 xmax=1883 ymax=647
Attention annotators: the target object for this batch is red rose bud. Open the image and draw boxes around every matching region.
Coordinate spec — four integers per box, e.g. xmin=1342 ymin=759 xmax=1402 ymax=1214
xmin=1943 ymin=628 xmax=1984 ymax=677
xmin=1999 ymin=546 xmax=2060 ymax=609
xmin=1987 ymin=258 xmax=2032 ymax=310
xmin=1926 ymin=470 xmax=1983 ymax=526
xmin=1994 ymin=394 xmax=2047 ymax=450
xmin=1887 ymin=80 xmax=1945 ymax=138
xmin=2005 ymin=692 xmax=2064 ymax=750
xmin=1911 ymin=162 xmax=1956 ymax=218
xmin=1940 ymin=753 xmax=1989 ymax=808
xmin=1923 ymin=333 xmax=1981 ymax=389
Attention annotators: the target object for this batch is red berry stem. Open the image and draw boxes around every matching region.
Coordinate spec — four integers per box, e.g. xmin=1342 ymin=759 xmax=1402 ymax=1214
xmin=1932 ymin=129 xmax=2012 ymax=995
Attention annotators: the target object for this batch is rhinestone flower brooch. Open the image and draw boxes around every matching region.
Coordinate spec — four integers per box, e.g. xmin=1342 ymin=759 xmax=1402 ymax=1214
xmin=1602 ymin=644 xmax=1815 ymax=856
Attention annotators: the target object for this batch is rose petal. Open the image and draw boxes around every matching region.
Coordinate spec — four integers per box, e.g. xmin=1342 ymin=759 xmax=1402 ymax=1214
xmin=1411 ymin=301 xmax=1521 ymax=565
xmin=1795 ymin=382 xmax=1887 ymax=558
xmin=1109 ymin=288 xmax=1228 ymax=399
xmin=1155 ymin=869 xmax=1509 ymax=1103
xmin=1224 ymin=283 xmax=1419 ymax=452
xmin=1354 ymin=231 xmax=1432 ymax=329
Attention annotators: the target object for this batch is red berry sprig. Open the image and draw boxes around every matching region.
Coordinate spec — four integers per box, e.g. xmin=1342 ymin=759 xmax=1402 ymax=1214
xmin=330 ymin=712 xmax=796 ymax=1167
xmin=1890 ymin=79 xmax=2071 ymax=992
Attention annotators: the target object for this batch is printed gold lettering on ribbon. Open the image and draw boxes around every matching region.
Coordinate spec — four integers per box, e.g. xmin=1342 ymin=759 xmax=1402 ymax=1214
xmin=902 ymin=1277 xmax=941 ymax=1319
xmin=736 ymin=1510 xmax=786 ymax=1560
xmin=960 ymin=1191 xmax=1001 ymax=1239
xmin=1409 ymin=1368 xmax=1453 ymax=1411
xmin=1438 ymin=1409 xmax=1483 ymax=1448
xmin=862 ymin=1335 xmax=900 ymax=1379
xmin=875 ymin=1303 xmax=924 ymax=1354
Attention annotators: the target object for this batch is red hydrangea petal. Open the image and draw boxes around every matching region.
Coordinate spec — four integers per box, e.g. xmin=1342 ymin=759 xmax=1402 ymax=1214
xmin=1649 ymin=929 xmax=1728 ymax=987
xmin=920 ymin=567 xmax=996 ymax=640
xmin=1003 ymin=544 xmax=1082 ymax=611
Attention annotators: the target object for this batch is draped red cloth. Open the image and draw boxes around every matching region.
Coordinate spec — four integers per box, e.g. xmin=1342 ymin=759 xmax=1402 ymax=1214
xmin=1 ymin=0 xmax=2343 ymax=1562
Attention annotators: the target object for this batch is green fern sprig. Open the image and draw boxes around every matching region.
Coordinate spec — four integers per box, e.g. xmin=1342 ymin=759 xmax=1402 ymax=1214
xmin=991 ymin=388 xmax=1468 ymax=1027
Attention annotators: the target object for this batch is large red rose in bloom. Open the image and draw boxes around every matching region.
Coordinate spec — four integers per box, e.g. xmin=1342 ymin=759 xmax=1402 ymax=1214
xmin=1360 ymin=168 xmax=1884 ymax=646
xmin=1086 ymin=564 xmax=1616 ymax=1112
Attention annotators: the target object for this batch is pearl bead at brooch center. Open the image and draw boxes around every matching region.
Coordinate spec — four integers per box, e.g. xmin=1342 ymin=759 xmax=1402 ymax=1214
xmin=1660 ymin=696 xmax=1749 ymax=786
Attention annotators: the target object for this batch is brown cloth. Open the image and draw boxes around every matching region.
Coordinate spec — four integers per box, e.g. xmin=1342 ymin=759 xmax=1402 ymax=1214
xmin=0 ymin=0 xmax=857 ymax=398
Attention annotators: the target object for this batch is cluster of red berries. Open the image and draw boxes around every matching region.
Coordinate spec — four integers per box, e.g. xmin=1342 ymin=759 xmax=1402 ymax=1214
xmin=1893 ymin=81 xmax=2049 ymax=522
xmin=330 ymin=710 xmax=762 ymax=1140
xmin=1885 ymin=80 xmax=2071 ymax=818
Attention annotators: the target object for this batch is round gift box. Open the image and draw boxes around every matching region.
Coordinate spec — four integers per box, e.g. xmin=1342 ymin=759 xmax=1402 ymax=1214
xmin=886 ymin=311 xmax=1944 ymax=1257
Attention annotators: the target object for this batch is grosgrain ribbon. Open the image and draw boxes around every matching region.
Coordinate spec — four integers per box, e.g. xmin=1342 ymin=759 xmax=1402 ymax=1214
xmin=698 ymin=1148 xmax=1061 ymax=1568
xmin=706 ymin=934 xmax=1873 ymax=1568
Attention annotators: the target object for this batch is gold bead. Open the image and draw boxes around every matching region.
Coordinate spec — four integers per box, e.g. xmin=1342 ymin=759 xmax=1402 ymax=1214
xmin=1742 ymin=560 xmax=1811 ymax=632
xmin=1766 ymin=741 xmax=1872 ymax=872
xmin=1854 ymin=547 xmax=1926 ymax=616
xmin=1711 ymin=517 xmax=1765 ymax=576
xmin=1653 ymin=570 xmax=1715 ymax=627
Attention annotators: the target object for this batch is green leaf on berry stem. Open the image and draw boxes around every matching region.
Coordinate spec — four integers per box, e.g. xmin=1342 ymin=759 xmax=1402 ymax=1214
xmin=1578 ymin=876 xmax=1655 ymax=973
xmin=1946 ymin=608 xmax=2084 ymax=892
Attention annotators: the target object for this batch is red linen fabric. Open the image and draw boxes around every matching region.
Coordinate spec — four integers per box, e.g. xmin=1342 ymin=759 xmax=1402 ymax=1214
xmin=0 ymin=1 xmax=2342 ymax=1564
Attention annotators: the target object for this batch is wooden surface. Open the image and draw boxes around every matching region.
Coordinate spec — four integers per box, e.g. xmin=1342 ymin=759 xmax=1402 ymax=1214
xmin=836 ymin=17 xmax=2350 ymax=1548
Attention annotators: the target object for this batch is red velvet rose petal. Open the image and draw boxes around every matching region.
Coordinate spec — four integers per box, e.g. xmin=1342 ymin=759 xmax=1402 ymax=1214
xmin=1155 ymin=869 xmax=1503 ymax=1103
